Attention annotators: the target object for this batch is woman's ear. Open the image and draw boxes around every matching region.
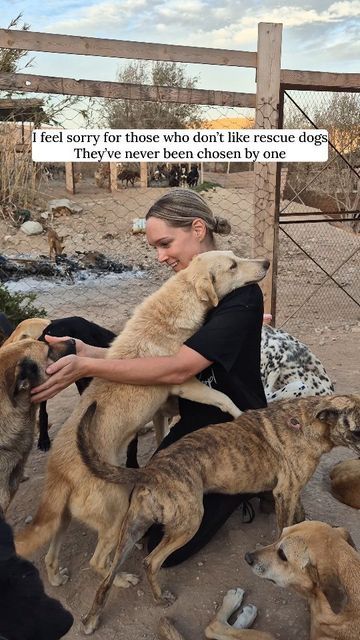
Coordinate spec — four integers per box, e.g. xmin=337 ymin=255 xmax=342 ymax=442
xmin=192 ymin=218 xmax=207 ymax=241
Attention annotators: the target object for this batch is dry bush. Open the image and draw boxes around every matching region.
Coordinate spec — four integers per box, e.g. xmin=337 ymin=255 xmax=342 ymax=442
xmin=0 ymin=123 xmax=45 ymax=223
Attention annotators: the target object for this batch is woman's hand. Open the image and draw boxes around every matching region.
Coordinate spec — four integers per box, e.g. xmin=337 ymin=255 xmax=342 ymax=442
xmin=31 ymin=334 xmax=93 ymax=402
xmin=41 ymin=333 xmax=91 ymax=357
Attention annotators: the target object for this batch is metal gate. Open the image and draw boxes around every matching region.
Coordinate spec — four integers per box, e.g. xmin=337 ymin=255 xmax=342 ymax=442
xmin=276 ymin=87 xmax=360 ymax=332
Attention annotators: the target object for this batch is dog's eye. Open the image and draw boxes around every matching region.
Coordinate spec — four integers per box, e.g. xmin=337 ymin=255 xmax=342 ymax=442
xmin=229 ymin=260 xmax=237 ymax=270
xmin=277 ymin=548 xmax=288 ymax=562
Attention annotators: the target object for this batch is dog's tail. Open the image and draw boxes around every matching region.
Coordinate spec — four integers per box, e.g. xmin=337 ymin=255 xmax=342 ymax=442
xmin=15 ymin=473 xmax=72 ymax=557
xmin=77 ymin=402 xmax=148 ymax=486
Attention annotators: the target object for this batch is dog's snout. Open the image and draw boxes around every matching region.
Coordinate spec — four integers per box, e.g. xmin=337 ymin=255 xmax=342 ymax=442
xmin=245 ymin=552 xmax=255 ymax=566
xmin=262 ymin=259 xmax=270 ymax=270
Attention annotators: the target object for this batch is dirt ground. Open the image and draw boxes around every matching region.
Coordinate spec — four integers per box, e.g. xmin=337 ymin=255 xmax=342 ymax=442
xmin=2 ymin=178 xmax=360 ymax=640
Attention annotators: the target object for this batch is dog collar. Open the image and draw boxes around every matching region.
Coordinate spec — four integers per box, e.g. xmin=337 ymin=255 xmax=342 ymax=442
xmin=288 ymin=417 xmax=302 ymax=430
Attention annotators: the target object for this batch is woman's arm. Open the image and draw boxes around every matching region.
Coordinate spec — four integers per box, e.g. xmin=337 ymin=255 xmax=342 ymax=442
xmin=30 ymin=345 xmax=212 ymax=403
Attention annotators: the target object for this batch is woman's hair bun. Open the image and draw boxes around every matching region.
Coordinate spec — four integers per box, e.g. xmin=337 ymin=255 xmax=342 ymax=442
xmin=213 ymin=216 xmax=231 ymax=235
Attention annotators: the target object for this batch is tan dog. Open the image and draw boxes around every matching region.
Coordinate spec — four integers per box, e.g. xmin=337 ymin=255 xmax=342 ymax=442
xmin=0 ymin=339 xmax=71 ymax=513
xmin=77 ymin=394 xmax=360 ymax=633
xmin=15 ymin=252 xmax=269 ymax=590
xmin=330 ymin=459 xmax=360 ymax=509
xmin=243 ymin=520 xmax=360 ymax=640
xmin=2 ymin=318 xmax=50 ymax=347
xmin=47 ymin=228 xmax=65 ymax=260
xmin=159 ymin=521 xmax=360 ymax=640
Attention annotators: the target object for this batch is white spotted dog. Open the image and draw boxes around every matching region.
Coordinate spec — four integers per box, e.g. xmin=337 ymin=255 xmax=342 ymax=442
xmin=261 ymin=325 xmax=334 ymax=403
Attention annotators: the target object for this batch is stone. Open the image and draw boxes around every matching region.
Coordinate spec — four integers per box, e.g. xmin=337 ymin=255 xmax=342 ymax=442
xmin=20 ymin=220 xmax=44 ymax=235
xmin=48 ymin=199 xmax=83 ymax=215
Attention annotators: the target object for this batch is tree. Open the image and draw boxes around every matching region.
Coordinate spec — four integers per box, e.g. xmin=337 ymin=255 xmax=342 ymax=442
xmin=103 ymin=60 xmax=203 ymax=129
xmin=283 ymin=93 xmax=360 ymax=233
xmin=0 ymin=14 xmax=34 ymax=76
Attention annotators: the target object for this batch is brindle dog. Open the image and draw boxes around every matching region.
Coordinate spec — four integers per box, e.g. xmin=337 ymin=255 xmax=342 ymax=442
xmin=77 ymin=394 xmax=360 ymax=634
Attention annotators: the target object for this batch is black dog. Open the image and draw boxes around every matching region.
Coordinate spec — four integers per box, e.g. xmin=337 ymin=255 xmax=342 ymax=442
xmin=37 ymin=317 xmax=116 ymax=451
xmin=187 ymin=166 xmax=199 ymax=187
xmin=0 ymin=515 xmax=73 ymax=639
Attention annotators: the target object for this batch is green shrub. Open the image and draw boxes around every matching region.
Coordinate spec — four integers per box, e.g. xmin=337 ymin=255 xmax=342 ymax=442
xmin=0 ymin=282 xmax=46 ymax=327
xmin=194 ymin=181 xmax=222 ymax=193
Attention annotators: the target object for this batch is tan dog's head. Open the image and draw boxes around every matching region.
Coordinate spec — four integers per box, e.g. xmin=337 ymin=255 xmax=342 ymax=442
xmin=2 ymin=338 xmax=75 ymax=408
xmin=312 ymin=394 xmax=360 ymax=452
xmin=185 ymin=251 xmax=270 ymax=307
xmin=2 ymin=318 xmax=50 ymax=347
xmin=245 ymin=521 xmax=356 ymax=614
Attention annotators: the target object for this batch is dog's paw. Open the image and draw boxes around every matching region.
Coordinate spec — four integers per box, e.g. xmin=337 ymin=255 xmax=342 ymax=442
xmin=48 ymin=567 xmax=69 ymax=586
xmin=157 ymin=589 xmax=176 ymax=606
xmin=233 ymin=604 xmax=257 ymax=629
xmin=113 ymin=572 xmax=139 ymax=588
xmin=221 ymin=588 xmax=245 ymax=614
xmin=82 ymin=613 xmax=99 ymax=635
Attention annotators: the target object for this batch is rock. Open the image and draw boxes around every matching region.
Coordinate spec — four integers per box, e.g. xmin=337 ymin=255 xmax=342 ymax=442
xmin=40 ymin=210 xmax=51 ymax=219
xmin=25 ymin=515 xmax=33 ymax=524
xmin=48 ymin=199 xmax=83 ymax=215
xmin=20 ymin=220 xmax=44 ymax=235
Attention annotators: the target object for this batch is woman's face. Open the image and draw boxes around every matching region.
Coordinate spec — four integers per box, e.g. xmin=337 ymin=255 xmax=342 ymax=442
xmin=146 ymin=217 xmax=207 ymax=272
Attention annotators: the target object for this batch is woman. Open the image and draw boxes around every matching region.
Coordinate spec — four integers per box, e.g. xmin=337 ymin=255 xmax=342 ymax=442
xmin=31 ymin=188 xmax=267 ymax=564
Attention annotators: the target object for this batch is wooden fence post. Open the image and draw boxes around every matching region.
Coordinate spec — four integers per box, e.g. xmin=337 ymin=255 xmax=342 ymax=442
xmin=253 ymin=22 xmax=282 ymax=322
xmin=65 ymin=161 xmax=75 ymax=194
xmin=140 ymin=162 xmax=147 ymax=187
xmin=110 ymin=162 xmax=118 ymax=192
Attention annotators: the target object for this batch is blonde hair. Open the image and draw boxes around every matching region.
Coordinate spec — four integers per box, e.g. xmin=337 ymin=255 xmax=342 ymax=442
xmin=145 ymin=189 xmax=231 ymax=240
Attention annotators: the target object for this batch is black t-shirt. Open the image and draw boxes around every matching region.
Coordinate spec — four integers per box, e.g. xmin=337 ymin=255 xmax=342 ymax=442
xmin=179 ymin=283 xmax=267 ymax=430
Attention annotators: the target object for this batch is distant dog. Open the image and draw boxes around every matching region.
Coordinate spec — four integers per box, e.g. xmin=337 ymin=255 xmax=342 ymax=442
xmin=186 ymin=167 xmax=199 ymax=188
xmin=47 ymin=228 xmax=65 ymax=260
xmin=330 ymin=458 xmax=360 ymax=509
xmin=77 ymin=394 xmax=360 ymax=633
xmin=0 ymin=516 xmax=73 ymax=640
xmin=15 ymin=252 xmax=267 ymax=591
xmin=261 ymin=325 xmax=333 ymax=402
xmin=118 ymin=169 xmax=138 ymax=187
xmin=179 ymin=167 xmax=187 ymax=188
xmin=0 ymin=339 xmax=73 ymax=513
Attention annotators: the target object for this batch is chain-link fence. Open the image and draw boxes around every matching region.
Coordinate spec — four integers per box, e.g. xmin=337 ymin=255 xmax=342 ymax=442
xmin=276 ymin=89 xmax=360 ymax=333
xmin=1 ymin=82 xmax=268 ymax=331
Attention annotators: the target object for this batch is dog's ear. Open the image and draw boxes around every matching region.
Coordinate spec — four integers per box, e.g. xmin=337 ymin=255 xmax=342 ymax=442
xmin=5 ymin=358 xmax=39 ymax=407
xmin=334 ymin=526 xmax=357 ymax=550
xmin=306 ymin=562 xmax=348 ymax=614
xmin=194 ymin=274 xmax=218 ymax=307
xmin=314 ymin=402 xmax=339 ymax=424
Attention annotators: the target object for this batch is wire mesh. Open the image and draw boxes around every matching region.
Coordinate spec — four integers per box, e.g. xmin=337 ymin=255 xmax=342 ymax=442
xmin=0 ymin=81 xmax=269 ymax=330
xmin=277 ymin=89 xmax=360 ymax=332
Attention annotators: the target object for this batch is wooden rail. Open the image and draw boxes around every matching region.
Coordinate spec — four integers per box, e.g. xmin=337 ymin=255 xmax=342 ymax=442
xmin=0 ymin=72 xmax=256 ymax=108
xmin=0 ymin=29 xmax=257 ymax=68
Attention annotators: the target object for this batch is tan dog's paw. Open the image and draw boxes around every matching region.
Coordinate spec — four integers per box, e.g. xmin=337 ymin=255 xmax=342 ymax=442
xmin=48 ymin=566 xmax=69 ymax=586
xmin=82 ymin=613 xmax=99 ymax=635
xmin=222 ymin=587 xmax=245 ymax=612
xmin=113 ymin=572 xmax=139 ymax=588
xmin=233 ymin=604 xmax=257 ymax=629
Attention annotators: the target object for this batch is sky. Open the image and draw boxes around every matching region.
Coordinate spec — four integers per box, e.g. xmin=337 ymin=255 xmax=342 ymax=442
xmin=2 ymin=0 xmax=360 ymax=97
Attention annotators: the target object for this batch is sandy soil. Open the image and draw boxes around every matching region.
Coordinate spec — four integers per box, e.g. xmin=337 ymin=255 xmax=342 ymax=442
xmin=2 ymin=177 xmax=360 ymax=640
